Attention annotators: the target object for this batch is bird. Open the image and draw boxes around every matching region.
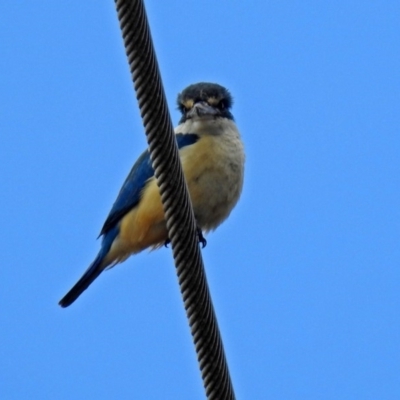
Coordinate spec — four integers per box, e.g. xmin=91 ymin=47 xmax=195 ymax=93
xmin=59 ymin=82 xmax=245 ymax=307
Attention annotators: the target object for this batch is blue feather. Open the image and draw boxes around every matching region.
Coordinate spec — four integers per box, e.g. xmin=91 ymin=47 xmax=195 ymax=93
xmin=175 ymin=132 xmax=199 ymax=148
xmin=99 ymin=133 xmax=199 ymax=236
xmin=58 ymin=226 xmax=119 ymax=307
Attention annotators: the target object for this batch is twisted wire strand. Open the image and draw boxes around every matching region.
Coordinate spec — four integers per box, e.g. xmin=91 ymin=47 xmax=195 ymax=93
xmin=114 ymin=1 xmax=235 ymax=399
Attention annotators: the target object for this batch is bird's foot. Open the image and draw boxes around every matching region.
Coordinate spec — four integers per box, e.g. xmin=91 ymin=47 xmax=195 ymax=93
xmin=164 ymin=229 xmax=206 ymax=248
xmin=197 ymin=227 xmax=207 ymax=248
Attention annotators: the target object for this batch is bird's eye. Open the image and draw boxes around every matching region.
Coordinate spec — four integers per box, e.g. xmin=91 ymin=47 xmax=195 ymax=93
xmin=180 ymin=105 xmax=189 ymax=114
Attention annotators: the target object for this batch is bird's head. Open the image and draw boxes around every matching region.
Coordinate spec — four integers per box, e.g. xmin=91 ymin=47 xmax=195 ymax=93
xmin=177 ymin=82 xmax=234 ymax=124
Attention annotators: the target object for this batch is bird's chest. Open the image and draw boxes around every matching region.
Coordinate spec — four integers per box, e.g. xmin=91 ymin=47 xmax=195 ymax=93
xmin=180 ymin=134 xmax=244 ymax=230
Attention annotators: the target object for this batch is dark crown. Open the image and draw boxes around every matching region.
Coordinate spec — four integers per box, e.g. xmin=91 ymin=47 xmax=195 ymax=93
xmin=177 ymin=82 xmax=233 ymax=116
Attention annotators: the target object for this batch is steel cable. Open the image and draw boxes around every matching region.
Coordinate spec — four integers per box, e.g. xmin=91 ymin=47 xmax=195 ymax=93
xmin=114 ymin=0 xmax=235 ymax=399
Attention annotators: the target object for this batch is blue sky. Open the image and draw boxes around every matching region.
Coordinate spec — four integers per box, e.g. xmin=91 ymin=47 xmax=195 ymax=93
xmin=1 ymin=1 xmax=399 ymax=399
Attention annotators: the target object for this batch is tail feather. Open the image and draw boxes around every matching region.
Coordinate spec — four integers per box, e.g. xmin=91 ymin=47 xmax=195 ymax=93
xmin=59 ymin=227 xmax=119 ymax=308
xmin=59 ymin=255 xmax=104 ymax=308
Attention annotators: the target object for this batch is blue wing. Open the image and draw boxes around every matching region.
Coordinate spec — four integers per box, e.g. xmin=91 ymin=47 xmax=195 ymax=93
xmin=99 ymin=133 xmax=199 ymax=236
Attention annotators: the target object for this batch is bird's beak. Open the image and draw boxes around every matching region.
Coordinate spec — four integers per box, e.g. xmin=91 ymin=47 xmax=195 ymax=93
xmin=187 ymin=101 xmax=219 ymax=119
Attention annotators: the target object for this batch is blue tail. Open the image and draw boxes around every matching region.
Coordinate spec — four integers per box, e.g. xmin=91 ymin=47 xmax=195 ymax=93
xmin=59 ymin=227 xmax=119 ymax=308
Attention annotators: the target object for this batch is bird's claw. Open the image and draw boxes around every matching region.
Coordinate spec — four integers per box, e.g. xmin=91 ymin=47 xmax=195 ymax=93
xmin=196 ymin=227 xmax=207 ymax=248
xmin=164 ymin=229 xmax=206 ymax=248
